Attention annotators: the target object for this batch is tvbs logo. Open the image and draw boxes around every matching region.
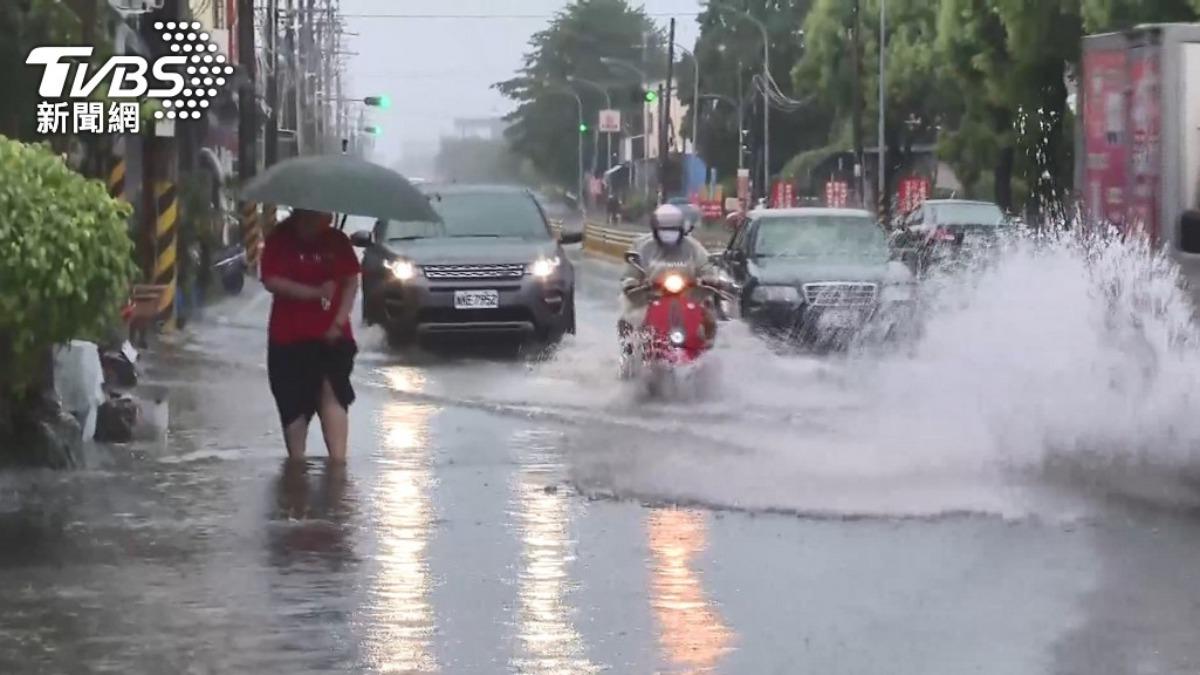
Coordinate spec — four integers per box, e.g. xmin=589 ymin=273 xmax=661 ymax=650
xmin=26 ymin=22 xmax=233 ymax=132
xmin=27 ymin=47 xmax=187 ymax=99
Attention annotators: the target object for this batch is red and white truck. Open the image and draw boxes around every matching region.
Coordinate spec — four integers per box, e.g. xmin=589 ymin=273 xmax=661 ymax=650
xmin=1076 ymin=23 xmax=1200 ymax=287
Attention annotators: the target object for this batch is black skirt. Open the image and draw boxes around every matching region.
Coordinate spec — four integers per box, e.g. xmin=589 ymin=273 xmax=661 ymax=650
xmin=267 ymin=339 xmax=358 ymax=426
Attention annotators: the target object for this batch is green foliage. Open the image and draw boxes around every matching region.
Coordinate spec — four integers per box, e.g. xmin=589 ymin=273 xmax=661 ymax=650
xmin=0 ymin=136 xmax=135 ymax=391
xmin=494 ymin=0 xmax=666 ymax=190
xmin=796 ymin=0 xmax=951 ymax=153
xmin=1082 ymin=0 xmax=1199 ymax=32
xmin=690 ymin=0 xmax=825 ymax=181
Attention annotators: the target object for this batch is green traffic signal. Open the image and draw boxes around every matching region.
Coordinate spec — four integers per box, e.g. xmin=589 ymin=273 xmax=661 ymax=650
xmin=579 ymin=122 xmax=589 ymax=133
xmin=644 ymin=89 xmax=658 ymax=103
xmin=364 ymin=95 xmax=391 ymax=109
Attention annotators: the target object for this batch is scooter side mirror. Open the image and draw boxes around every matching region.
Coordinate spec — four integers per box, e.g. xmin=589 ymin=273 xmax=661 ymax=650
xmin=624 ymin=251 xmax=645 ymax=273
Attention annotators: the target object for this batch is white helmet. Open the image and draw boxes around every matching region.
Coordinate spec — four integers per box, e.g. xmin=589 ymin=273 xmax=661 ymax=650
xmin=651 ymin=204 xmax=687 ymax=247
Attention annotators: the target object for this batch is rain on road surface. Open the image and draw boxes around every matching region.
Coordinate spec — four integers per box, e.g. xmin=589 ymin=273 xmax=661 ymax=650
xmin=4 ymin=237 xmax=1200 ymax=674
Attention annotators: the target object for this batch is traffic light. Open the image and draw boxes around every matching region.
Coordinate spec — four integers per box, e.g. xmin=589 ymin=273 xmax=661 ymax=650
xmin=363 ymin=125 xmax=382 ymax=136
xmin=579 ymin=122 xmax=589 ymax=133
xmin=363 ymin=95 xmax=391 ymax=109
xmin=629 ymin=86 xmax=658 ymax=105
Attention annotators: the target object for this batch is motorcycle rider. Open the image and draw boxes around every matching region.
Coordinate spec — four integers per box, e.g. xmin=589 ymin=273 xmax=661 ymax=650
xmin=618 ymin=204 xmax=723 ymax=351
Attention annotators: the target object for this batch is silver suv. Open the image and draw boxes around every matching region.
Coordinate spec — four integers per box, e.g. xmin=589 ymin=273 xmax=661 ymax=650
xmin=352 ymin=185 xmax=583 ymax=348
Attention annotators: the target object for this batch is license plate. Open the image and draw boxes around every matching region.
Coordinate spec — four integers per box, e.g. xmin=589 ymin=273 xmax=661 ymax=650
xmin=454 ymin=289 xmax=499 ymax=309
xmin=819 ymin=309 xmax=860 ymax=329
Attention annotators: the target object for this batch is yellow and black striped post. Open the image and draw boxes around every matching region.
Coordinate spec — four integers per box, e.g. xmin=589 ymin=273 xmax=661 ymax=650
xmin=154 ymin=180 xmax=178 ymax=331
xmin=242 ymin=202 xmax=261 ymax=270
xmin=108 ymin=158 xmax=126 ymax=202
xmin=261 ymin=202 xmax=277 ymax=239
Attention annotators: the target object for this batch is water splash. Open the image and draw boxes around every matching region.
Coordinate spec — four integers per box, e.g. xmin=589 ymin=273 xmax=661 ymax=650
xmin=563 ymin=230 xmax=1200 ymax=519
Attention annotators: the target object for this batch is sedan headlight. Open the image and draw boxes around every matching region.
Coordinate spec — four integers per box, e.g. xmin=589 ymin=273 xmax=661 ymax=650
xmin=529 ymin=256 xmax=561 ymax=278
xmin=384 ymin=258 xmax=416 ymax=281
xmin=751 ymin=285 xmax=801 ymax=304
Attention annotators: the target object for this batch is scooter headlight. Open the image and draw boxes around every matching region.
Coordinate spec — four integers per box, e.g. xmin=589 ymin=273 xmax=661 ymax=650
xmin=662 ymin=273 xmax=687 ymax=295
xmin=668 ymin=329 xmax=686 ymax=346
xmin=384 ymin=258 xmax=416 ymax=281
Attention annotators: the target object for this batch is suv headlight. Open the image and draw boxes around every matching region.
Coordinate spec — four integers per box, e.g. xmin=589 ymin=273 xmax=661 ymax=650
xmin=529 ymin=256 xmax=561 ymax=278
xmin=751 ymin=285 xmax=801 ymax=304
xmin=384 ymin=258 xmax=416 ymax=281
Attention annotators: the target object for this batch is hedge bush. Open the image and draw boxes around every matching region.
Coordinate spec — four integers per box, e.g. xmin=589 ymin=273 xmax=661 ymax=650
xmin=0 ymin=135 xmax=135 ymax=392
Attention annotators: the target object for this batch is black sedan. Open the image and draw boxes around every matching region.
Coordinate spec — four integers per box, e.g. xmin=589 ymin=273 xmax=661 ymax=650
xmin=719 ymin=208 xmax=917 ymax=347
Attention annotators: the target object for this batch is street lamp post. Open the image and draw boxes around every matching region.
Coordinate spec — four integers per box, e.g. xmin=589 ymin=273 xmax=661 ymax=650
xmin=713 ymin=3 xmax=769 ymax=199
xmin=567 ymin=75 xmax=613 ymax=174
xmin=544 ymin=82 xmax=585 ymax=212
xmin=600 ymin=56 xmax=652 ymax=200
xmin=672 ymin=43 xmax=701 ymax=157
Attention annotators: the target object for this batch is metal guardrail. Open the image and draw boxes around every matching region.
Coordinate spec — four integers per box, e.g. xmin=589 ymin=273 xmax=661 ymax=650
xmin=554 ymin=220 xmax=725 ymax=258
xmin=584 ymin=222 xmax=640 ymax=246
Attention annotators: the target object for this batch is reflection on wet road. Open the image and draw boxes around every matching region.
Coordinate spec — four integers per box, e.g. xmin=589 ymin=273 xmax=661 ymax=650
xmin=364 ymin=401 xmax=437 ymax=673
xmin=647 ymin=509 xmax=734 ymax=673
xmin=5 ymin=249 xmax=1200 ymax=673
xmin=511 ymin=429 xmax=597 ymax=674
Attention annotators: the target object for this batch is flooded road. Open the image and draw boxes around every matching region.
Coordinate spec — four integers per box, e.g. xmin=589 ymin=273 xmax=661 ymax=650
xmin=4 ymin=244 xmax=1200 ymax=674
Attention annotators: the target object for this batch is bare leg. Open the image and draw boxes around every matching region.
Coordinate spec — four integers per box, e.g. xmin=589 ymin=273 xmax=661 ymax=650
xmin=283 ymin=416 xmax=309 ymax=460
xmin=316 ymin=379 xmax=349 ymax=463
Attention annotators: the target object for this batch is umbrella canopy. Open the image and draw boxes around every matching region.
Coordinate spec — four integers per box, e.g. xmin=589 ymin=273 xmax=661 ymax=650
xmin=240 ymin=155 xmax=440 ymax=223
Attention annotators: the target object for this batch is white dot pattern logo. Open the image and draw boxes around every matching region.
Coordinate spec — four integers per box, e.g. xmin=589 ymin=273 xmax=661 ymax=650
xmin=155 ymin=24 xmax=234 ymax=120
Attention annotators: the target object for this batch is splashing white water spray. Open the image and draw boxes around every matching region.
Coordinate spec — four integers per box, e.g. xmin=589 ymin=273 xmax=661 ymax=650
xmin=565 ymin=230 xmax=1200 ymax=519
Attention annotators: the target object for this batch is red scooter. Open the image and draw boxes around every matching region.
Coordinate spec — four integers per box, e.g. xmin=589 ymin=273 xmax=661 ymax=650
xmin=620 ymin=253 xmax=730 ymax=386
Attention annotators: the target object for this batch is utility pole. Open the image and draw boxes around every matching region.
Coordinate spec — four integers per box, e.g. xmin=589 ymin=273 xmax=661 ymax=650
xmin=238 ymin=0 xmax=257 ymax=181
xmin=265 ymin=0 xmax=280 ymax=168
xmin=285 ymin=0 xmax=298 ymax=156
xmin=661 ymin=17 xmax=675 ymax=204
xmin=850 ymin=0 xmax=865 ymax=207
xmin=878 ymin=0 xmax=888 ymax=219
xmin=299 ymin=0 xmax=314 ymax=154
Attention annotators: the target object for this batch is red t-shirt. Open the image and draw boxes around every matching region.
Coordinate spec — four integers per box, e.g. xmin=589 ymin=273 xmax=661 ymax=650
xmin=260 ymin=224 xmax=361 ymax=345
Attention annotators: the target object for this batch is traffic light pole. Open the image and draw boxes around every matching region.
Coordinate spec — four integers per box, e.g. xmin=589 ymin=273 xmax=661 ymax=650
xmin=660 ymin=18 xmax=675 ymax=204
xmin=544 ymin=83 xmax=585 ymax=211
xmin=566 ymin=76 xmax=613 ymax=173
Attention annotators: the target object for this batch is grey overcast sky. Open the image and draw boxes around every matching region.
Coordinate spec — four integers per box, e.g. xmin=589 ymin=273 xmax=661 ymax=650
xmin=340 ymin=0 xmax=703 ymax=164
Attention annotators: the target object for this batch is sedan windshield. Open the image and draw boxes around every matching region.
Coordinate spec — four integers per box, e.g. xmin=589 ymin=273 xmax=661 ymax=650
xmin=428 ymin=192 xmax=550 ymax=238
xmin=927 ymin=203 xmax=1006 ymax=226
xmin=753 ymin=216 xmax=889 ymax=262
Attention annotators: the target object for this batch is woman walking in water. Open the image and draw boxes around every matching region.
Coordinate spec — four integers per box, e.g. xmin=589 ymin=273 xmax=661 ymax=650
xmin=259 ymin=209 xmax=361 ymax=462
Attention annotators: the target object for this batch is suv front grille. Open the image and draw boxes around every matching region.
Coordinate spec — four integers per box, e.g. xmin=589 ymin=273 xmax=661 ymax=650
xmin=803 ymin=282 xmax=878 ymax=307
xmin=422 ymin=263 xmax=526 ymax=280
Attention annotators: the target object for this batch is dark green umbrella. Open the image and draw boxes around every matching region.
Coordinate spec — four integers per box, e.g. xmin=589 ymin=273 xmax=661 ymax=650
xmin=240 ymin=154 xmax=441 ymax=223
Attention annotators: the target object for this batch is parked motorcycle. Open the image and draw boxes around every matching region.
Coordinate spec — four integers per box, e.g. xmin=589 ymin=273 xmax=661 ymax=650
xmin=211 ymin=243 xmax=247 ymax=295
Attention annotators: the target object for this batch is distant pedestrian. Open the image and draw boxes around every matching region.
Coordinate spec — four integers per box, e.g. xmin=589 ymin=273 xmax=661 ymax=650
xmin=607 ymin=192 xmax=622 ymax=225
xmin=259 ymin=209 xmax=360 ymax=462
